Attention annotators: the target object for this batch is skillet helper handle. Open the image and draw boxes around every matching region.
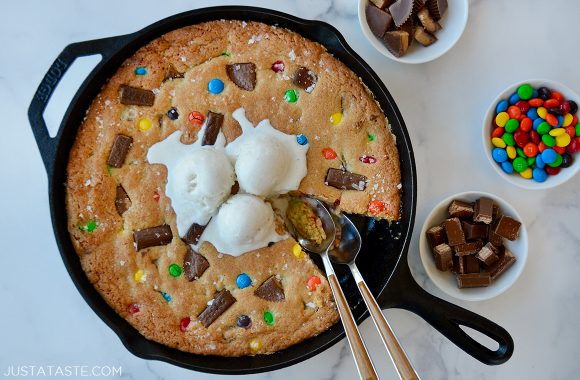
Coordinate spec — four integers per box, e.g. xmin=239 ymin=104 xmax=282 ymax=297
xmin=352 ymin=270 xmax=418 ymax=380
xmin=323 ymin=255 xmax=377 ymax=380
xmin=383 ymin=266 xmax=514 ymax=365
xmin=28 ymin=35 xmax=129 ymax=175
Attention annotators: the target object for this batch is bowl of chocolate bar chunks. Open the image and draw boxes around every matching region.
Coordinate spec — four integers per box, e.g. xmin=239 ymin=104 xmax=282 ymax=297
xmin=419 ymin=192 xmax=528 ymax=301
xmin=359 ymin=0 xmax=468 ymax=63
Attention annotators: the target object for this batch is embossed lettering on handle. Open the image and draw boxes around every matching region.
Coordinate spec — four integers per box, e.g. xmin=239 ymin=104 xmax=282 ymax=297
xmin=35 ymin=58 xmax=69 ymax=104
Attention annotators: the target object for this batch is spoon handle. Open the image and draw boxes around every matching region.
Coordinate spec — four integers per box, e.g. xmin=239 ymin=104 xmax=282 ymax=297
xmin=351 ymin=265 xmax=419 ymax=380
xmin=322 ymin=253 xmax=378 ymax=380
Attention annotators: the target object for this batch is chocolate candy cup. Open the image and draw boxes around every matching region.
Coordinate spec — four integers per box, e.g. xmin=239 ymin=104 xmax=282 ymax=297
xmin=366 ymin=4 xmax=393 ymax=38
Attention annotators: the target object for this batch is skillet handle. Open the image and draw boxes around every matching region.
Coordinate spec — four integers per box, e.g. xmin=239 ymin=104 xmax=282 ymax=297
xmin=380 ymin=265 xmax=514 ymax=365
xmin=28 ymin=35 xmax=130 ymax=175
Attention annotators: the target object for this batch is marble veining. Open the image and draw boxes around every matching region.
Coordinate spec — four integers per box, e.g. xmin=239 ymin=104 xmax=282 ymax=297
xmin=2 ymin=0 xmax=580 ymax=379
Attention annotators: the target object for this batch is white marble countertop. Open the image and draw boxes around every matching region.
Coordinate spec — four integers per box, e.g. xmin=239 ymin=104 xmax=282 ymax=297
xmin=2 ymin=0 xmax=580 ymax=379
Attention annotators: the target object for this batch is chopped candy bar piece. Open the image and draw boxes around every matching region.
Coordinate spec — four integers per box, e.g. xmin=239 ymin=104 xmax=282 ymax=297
xmin=226 ymin=63 xmax=257 ymax=91
xmin=183 ymin=247 xmax=209 ymax=281
xmin=476 ymin=242 xmax=500 ymax=266
xmin=115 ymin=185 xmax=131 ymax=216
xmin=473 ymin=197 xmax=494 ymax=224
xmin=494 ymin=215 xmax=522 ymax=241
xmin=293 ymin=67 xmax=317 ymax=93
xmin=457 ymin=273 xmax=491 ymax=288
xmin=325 ymin=168 xmax=368 ymax=191
xmin=448 ymin=200 xmax=474 ymax=219
xmin=254 ymin=276 xmax=285 ymax=302
xmin=107 ymin=134 xmax=133 ymax=168
xmin=198 ymin=289 xmax=236 ymax=328
xmin=432 ymin=243 xmax=453 ymax=271
xmin=443 ymin=217 xmax=466 ymax=246
xmin=133 ymin=225 xmax=173 ymax=250
xmin=202 ymin=111 xmax=224 ymax=146
xmin=119 ymin=85 xmax=155 ymax=106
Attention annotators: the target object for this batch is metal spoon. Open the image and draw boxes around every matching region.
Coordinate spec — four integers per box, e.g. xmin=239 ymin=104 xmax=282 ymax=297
xmin=330 ymin=212 xmax=419 ymax=380
xmin=286 ymin=197 xmax=378 ymax=380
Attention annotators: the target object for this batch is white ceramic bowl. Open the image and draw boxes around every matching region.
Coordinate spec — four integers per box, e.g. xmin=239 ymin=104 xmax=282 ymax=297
xmin=482 ymin=79 xmax=580 ymax=189
xmin=419 ymin=191 xmax=528 ymax=301
xmin=358 ymin=0 xmax=469 ymax=64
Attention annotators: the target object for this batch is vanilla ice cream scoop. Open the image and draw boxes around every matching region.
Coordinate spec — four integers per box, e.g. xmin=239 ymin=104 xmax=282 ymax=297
xmin=226 ymin=108 xmax=308 ymax=197
xmin=200 ymin=194 xmax=286 ymax=256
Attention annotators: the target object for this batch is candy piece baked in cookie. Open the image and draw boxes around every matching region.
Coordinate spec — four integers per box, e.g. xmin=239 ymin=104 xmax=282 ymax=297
xmin=66 ymin=20 xmax=401 ymax=356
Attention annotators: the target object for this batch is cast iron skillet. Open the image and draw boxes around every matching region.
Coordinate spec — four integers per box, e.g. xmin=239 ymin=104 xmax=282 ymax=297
xmin=28 ymin=6 xmax=513 ymax=374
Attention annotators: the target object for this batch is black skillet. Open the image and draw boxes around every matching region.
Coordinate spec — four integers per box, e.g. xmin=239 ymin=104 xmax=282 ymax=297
xmin=28 ymin=6 xmax=513 ymax=374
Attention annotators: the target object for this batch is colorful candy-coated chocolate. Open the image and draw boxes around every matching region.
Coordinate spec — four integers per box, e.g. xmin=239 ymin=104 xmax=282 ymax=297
xmin=180 ymin=317 xmax=191 ymax=332
xmin=548 ymin=154 xmax=563 ymax=167
xmin=566 ymin=139 xmax=578 ymax=154
xmin=284 ymin=89 xmax=298 ymax=103
xmin=237 ymin=315 xmax=252 ymax=329
xmin=545 ymin=166 xmax=561 ymax=175
xmin=537 ymin=107 xmax=548 ymax=119
xmin=495 ymin=112 xmax=510 ymax=127
xmin=496 ymin=100 xmax=508 ymax=113
xmin=517 ymin=147 xmax=526 ymax=158
xmin=250 ymin=339 xmax=263 ymax=351
xmin=167 ymin=107 xmax=179 ymax=120
xmin=359 ymin=155 xmax=377 ymax=164
xmin=134 ymin=269 xmax=145 ymax=283
xmin=138 ymin=118 xmax=152 ymax=131
xmin=544 ymin=99 xmax=559 ymax=108
xmin=549 ymin=128 xmax=566 ymax=137
xmin=135 ymin=67 xmax=147 ymax=75
xmin=509 ymin=92 xmax=520 ymax=105
xmin=128 ymin=303 xmax=140 ymax=314
xmin=514 ymin=130 xmax=529 ymax=147
xmin=296 ymin=134 xmax=308 ymax=145
xmin=292 ymin=243 xmax=305 ymax=258
xmin=512 ymin=157 xmax=528 ymax=173
xmin=529 ymin=98 xmax=543 ymax=107
xmin=569 ymin=100 xmax=578 ymax=114
xmin=492 ymin=127 xmax=504 ymax=138
xmin=561 ymin=101 xmax=571 ymax=115
xmin=322 ymin=147 xmax=337 ymax=160
xmin=515 ymin=100 xmax=530 ymax=113
xmin=505 ymin=119 xmax=519 ymax=133
xmin=556 ymin=133 xmax=572 ymax=147
xmin=307 ymin=276 xmax=321 ymax=291
xmin=532 ymin=168 xmax=548 ymax=182
xmin=546 ymin=114 xmax=558 ymax=127
xmin=542 ymin=134 xmax=556 ymax=147
xmin=519 ymin=167 xmax=533 ymax=179
xmin=541 ymin=148 xmax=557 ymax=164
xmin=517 ymin=84 xmax=534 ymax=100
xmin=161 ymin=292 xmax=172 ymax=302
xmin=506 ymin=146 xmax=517 ymax=159
xmin=538 ymin=141 xmax=547 ymax=153
xmin=169 ymin=264 xmax=183 ymax=278
xmin=507 ymin=106 xmax=521 ymax=119
xmin=554 ymin=145 xmax=566 ymax=154
xmin=562 ymin=153 xmax=574 ymax=168
xmin=491 ymin=137 xmax=507 ymax=148
xmin=271 ymin=60 xmax=285 ymax=73
xmin=368 ymin=200 xmax=386 ymax=215
xmin=537 ymin=122 xmax=551 ymax=135
xmin=208 ymin=78 xmax=225 ymax=94
xmin=536 ymin=154 xmax=545 ymax=169
xmin=236 ymin=273 xmax=252 ymax=289
xmin=502 ymin=133 xmax=515 ymax=146
xmin=520 ymin=118 xmax=533 ymax=132
xmin=538 ymin=87 xmax=552 ymax=100
xmin=530 ymin=130 xmax=541 ymax=144
xmin=532 ymin=117 xmax=544 ymax=130
xmin=188 ymin=111 xmax=205 ymax=126
xmin=501 ymin=161 xmax=514 ymax=174
xmin=79 ymin=219 xmax=97 ymax=232
xmin=330 ymin=112 xmax=342 ymax=125
xmin=523 ymin=142 xmax=538 ymax=157
xmin=263 ymin=311 xmax=275 ymax=326
xmin=527 ymin=156 xmax=535 ymax=166
xmin=556 ymin=115 xmax=564 ymax=127
xmin=563 ymin=113 xmax=573 ymax=127
xmin=368 ymin=133 xmax=376 ymax=142
xmin=527 ymin=107 xmax=539 ymax=120
xmin=551 ymin=91 xmax=564 ymax=102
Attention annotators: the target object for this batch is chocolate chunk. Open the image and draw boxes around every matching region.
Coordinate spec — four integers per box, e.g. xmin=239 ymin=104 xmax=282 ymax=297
xmin=414 ymin=26 xmax=437 ymax=46
xmin=366 ymin=4 xmax=393 ymax=38
xmin=119 ymin=85 xmax=155 ymax=106
xmin=226 ymin=63 xmax=256 ymax=91
xmin=476 ymin=242 xmax=500 ymax=266
xmin=488 ymin=250 xmax=516 ymax=280
xmin=254 ymin=276 xmax=285 ymax=302
xmin=426 ymin=226 xmax=446 ymax=249
xmin=473 ymin=197 xmax=494 ymax=224
xmin=389 ymin=0 xmax=414 ymax=27
xmin=115 ymin=185 xmax=131 ymax=216
xmin=198 ymin=289 xmax=236 ymax=328
xmin=325 ymin=168 xmax=368 ymax=191
xmin=417 ymin=7 xmax=441 ymax=33
xmin=494 ymin=215 xmax=522 ymax=241
xmin=133 ymin=225 xmax=173 ymax=250
xmin=183 ymin=247 xmax=209 ymax=281
xmin=293 ymin=67 xmax=317 ymax=93
xmin=230 ymin=181 xmax=240 ymax=195
xmin=183 ymin=223 xmax=207 ymax=245
xmin=432 ymin=243 xmax=453 ymax=271
xmin=448 ymin=200 xmax=474 ymax=219
xmin=107 ymin=134 xmax=133 ymax=168
xmin=164 ymin=65 xmax=184 ymax=81
xmin=370 ymin=0 xmax=392 ymax=8
xmin=457 ymin=273 xmax=491 ymax=288
xmin=461 ymin=254 xmax=480 ymax=274
xmin=427 ymin=0 xmax=447 ymax=20
xmin=443 ymin=217 xmax=466 ymax=246
xmin=461 ymin=221 xmax=489 ymax=241
xmin=201 ymin=111 xmax=224 ymax=146
xmin=454 ymin=241 xmax=483 ymax=256
xmin=383 ymin=31 xmax=410 ymax=57
xmin=488 ymin=229 xmax=504 ymax=247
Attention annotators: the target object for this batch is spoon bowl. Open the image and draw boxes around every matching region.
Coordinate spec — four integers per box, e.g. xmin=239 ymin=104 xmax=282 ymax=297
xmin=285 ymin=197 xmax=337 ymax=254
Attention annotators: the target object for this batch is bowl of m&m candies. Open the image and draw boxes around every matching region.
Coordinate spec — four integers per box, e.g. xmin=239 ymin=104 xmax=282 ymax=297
xmin=483 ymin=80 xmax=580 ymax=189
